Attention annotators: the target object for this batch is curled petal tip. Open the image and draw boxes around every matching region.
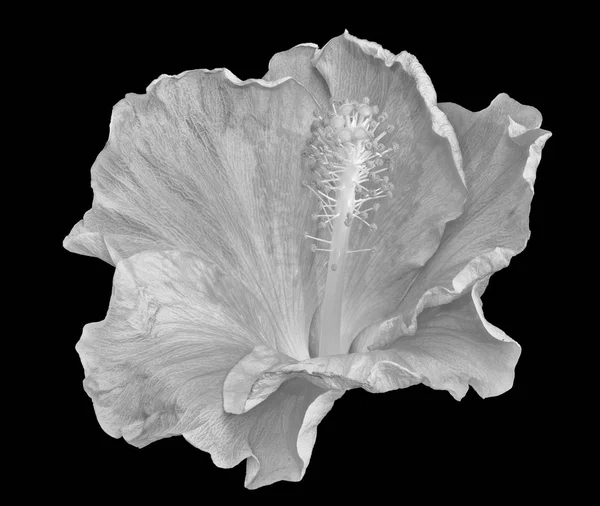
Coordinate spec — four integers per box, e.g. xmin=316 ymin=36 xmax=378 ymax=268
xmin=522 ymin=131 xmax=552 ymax=192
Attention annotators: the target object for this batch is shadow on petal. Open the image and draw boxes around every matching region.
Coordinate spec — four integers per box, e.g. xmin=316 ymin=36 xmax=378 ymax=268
xmin=381 ymin=278 xmax=521 ymax=400
xmin=239 ymin=378 xmax=341 ymax=489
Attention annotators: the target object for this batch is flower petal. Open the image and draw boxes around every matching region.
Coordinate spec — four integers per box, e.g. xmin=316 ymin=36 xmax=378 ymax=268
xmin=381 ymin=278 xmax=521 ymax=399
xmin=77 ymin=249 xmax=340 ymax=489
xmin=226 ymin=279 xmax=519 ymax=408
xmin=352 ymin=93 xmax=551 ymax=351
xmin=263 ymin=43 xmax=331 ymax=108
xmin=310 ymin=32 xmax=467 ymax=351
xmin=64 ymin=69 xmax=323 ymax=360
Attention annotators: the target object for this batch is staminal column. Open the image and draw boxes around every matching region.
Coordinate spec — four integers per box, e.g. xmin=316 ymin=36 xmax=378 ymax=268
xmin=317 ymin=162 xmax=359 ymax=356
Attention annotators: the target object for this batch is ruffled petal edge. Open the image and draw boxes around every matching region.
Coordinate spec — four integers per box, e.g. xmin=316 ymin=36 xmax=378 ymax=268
xmin=312 ymin=30 xmax=466 ymax=187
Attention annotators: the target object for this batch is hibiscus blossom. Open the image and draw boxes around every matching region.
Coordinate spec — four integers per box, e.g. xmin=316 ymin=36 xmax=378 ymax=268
xmin=64 ymin=31 xmax=551 ymax=488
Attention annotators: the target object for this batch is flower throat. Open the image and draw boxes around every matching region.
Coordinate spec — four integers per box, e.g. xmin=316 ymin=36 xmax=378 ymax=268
xmin=302 ymin=98 xmax=398 ymax=357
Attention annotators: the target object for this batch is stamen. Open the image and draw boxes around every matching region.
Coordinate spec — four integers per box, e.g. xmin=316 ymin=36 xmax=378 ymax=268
xmin=318 ymin=190 xmax=337 ymax=202
xmin=304 ymin=233 xmax=331 ymax=244
xmin=352 ymin=213 xmax=377 ymax=229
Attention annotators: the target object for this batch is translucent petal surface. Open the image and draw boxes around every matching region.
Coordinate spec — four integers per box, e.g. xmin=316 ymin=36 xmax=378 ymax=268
xmin=77 ymin=250 xmax=341 ymax=489
xmin=352 ymin=93 xmax=551 ymax=351
xmin=65 ymin=69 xmax=323 ymax=360
xmin=263 ymin=43 xmax=331 ymax=108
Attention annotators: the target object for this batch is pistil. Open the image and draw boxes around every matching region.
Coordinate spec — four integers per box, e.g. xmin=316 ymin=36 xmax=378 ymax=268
xmin=302 ymin=99 xmax=398 ymax=356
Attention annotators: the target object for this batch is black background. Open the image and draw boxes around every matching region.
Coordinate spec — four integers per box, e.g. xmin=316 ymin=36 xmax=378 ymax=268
xmin=46 ymin=9 xmax=564 ymax=502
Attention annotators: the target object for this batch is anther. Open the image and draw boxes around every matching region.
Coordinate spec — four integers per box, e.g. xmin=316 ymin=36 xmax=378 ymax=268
xmin=337 ymin=129 xmax=352 ymax=143
xmin=339 ymin=103 xmax=354 ymax=116
xmin=330 ymin=115 xmax=345 ymax=130
xmin=358 ymin=105 xmax=372 ymax=117
xmin=353 ymin=128 xmax=368 ymax=140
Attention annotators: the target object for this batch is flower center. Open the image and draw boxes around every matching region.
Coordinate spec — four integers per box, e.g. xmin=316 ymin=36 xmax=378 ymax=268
xmin=302 ymin=98 xmax=398 ymax=356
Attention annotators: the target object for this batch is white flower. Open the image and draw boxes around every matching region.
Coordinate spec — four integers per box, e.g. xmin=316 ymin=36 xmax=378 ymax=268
xmin=64 ymin=31 xmax=551 ymax=489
